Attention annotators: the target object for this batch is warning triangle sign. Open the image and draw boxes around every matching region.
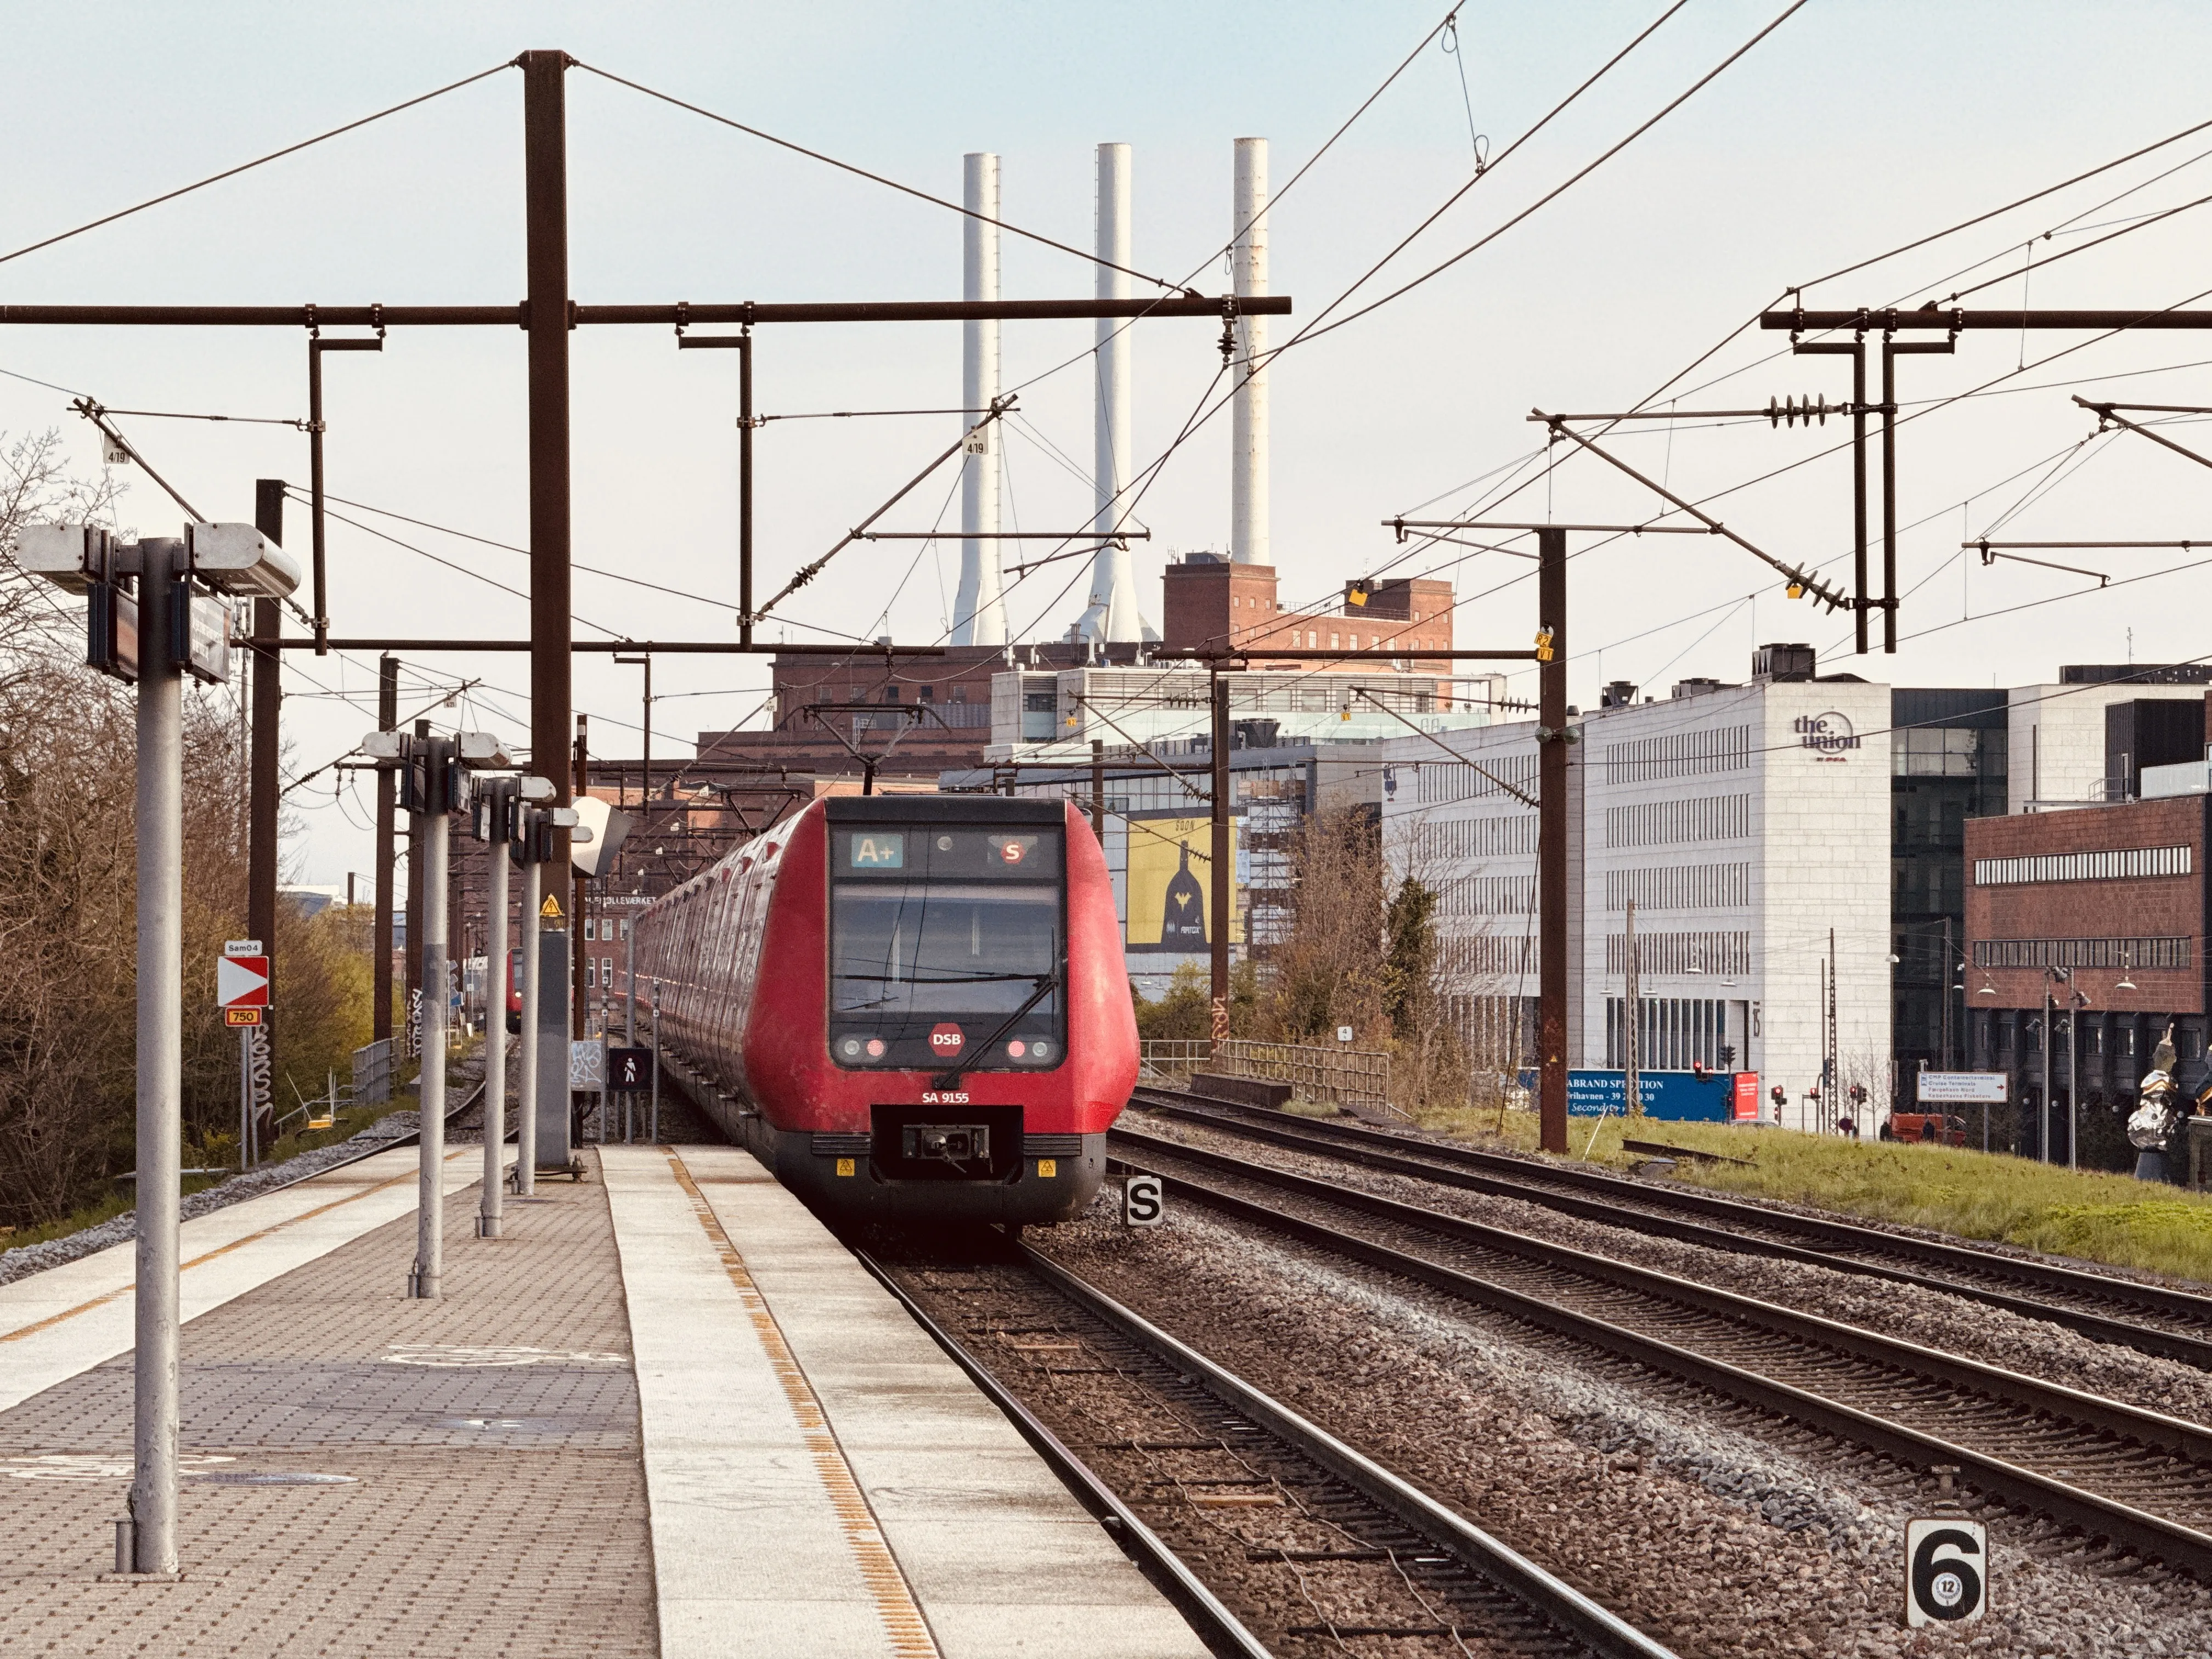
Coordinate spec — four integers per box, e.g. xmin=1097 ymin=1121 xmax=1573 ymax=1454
xmin=539 ymin=896 xmax=565 ymax=919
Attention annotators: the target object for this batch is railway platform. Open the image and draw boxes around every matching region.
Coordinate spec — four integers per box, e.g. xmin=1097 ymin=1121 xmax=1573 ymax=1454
xmin=0 ymin=1139 xmax=1205 ymax=1658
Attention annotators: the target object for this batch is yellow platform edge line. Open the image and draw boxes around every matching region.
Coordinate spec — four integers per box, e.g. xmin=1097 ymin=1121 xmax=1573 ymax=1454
xmin=663 ymin=1148 xmax=941 ymax=1659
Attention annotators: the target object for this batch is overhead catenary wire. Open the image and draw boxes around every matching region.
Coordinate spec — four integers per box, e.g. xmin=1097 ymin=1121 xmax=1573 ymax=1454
xmin=1441 ymin=109 xmax=2212 ymax=550
xmin=290 ymin=487 xmax=890 ymax=647
xmin=83 ymin=405 xmax=307 ymax=428
xmin=1800 ymin=113 xmax=2212 ymax=297
xmin=571 ymin=60 xmax=1193 ymax=295
xmin=987 ymin=2 xmax=1479 ymax=414
xmin=1266 ymin=0 xmax=1695 ymax=355
xmin=1277 ymin=0 xmax=1802 ymax=357
xmin=291 ymin=492 xmax=625 ymax=637
xmin=0 ymin=62 xmax=513 ymax=270
xmin=976 ymin=1 xmax=1814 ymax=657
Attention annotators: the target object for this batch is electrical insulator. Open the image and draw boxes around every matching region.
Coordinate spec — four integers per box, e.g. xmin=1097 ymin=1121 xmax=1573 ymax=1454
xmin=1766 ymin=393 xmax=1833 ymax=428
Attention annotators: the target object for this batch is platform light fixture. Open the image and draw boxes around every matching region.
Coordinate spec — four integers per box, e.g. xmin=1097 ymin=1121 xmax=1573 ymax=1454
xmin=182 ymin=521 xmax=302 ymax=599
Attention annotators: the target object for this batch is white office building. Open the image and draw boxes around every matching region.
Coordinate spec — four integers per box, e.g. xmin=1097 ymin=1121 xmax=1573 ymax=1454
xmin=1378 ymin=658 xmax=1893 ymax=1122
xmin=986 ymin=665 xmax=1505 ymax=757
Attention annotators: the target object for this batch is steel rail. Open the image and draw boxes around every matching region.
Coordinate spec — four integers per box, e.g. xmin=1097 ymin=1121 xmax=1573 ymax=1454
xmin=1130 ymin=1087 xmax=2212 ymax=1369
xmin=1006 ymin=1245 xmax=1681 ymax=1658
xmin=258 ymin=1074 xmax=492 ymax=1196
xmin=1114 ymin=1127 xmax=2212 ymax=1462
xmin=1109 ymin=1137 xmax=2212 ymax=1578
xmin=851 ymin=1248 xmax=1275 ymax=1659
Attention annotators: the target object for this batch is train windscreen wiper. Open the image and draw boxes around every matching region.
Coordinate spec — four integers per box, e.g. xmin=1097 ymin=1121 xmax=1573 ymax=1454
xmin=836 ymin=970 xmax=1049 ymax=985
xmin=932 ymin=968 xmax=1060 ymax=1091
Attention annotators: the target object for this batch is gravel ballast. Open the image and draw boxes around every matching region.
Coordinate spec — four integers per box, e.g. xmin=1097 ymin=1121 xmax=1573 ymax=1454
xmin=1135 ymin=1112 xmax=2212 ymax=1429
xmin=1040 ymin=1188 xmax=2212 ymax=1657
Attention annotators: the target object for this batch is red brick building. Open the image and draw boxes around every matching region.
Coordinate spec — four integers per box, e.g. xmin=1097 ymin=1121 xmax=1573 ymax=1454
xmin=1160 ymin=555 xmax=1454 ymax=668
xmin=1963 ymin=795 xmax=2209 ymax=1164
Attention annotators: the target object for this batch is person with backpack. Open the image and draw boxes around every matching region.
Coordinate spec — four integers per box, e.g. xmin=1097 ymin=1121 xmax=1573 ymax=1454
xmin=2129 ymin=1024 xmax=2187 ymax=1183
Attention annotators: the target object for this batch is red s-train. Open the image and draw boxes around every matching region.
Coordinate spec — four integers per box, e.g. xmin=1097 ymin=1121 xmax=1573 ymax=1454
xmin=634 ymin=794 xmax=1138 ymax=1224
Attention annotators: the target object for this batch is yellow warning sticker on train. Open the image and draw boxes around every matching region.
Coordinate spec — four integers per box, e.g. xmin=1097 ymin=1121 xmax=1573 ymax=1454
xmin=836 ymin=1158 xmax=856 ymax=1177
xmin=1036 ymin=1159 xmax=1057 ymax=1178
xmin=539 ymin=896 xmax=565 ymax=919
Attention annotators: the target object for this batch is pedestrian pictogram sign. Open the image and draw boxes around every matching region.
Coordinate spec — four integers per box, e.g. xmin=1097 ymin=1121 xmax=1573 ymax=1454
xmin=217 ymin=953 xmax=270 ymax=1011
xmin=608 ymin=1047 xmax=652 ymax=1090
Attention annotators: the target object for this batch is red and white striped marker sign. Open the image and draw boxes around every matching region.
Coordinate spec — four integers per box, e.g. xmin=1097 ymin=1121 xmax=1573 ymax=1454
xmin=217 ymin=951 xmax=270 ymax=1013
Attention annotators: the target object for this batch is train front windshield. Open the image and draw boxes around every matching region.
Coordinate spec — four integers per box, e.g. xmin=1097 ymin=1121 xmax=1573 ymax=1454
xmin=830 ymin=825 xmax=1064 ymax=1070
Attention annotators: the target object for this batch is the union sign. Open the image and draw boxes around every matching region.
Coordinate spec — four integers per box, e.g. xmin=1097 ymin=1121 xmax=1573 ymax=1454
xmin=1795 ymin=710 xmax=1862 ymax=758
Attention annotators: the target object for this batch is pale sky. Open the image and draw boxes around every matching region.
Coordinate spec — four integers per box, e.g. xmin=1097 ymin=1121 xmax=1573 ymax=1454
xmin=5 ymin=1 xmax=2212 ymax=887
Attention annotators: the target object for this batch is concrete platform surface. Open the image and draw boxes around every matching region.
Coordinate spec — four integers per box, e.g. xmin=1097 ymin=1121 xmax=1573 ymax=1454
xmin=0 ymin=1148 xmax=652 ymax=1657
xmin=0 ymin=1142 xmax=1211 ymax=1658
xmin=604 ymin=1144 xmax=1208 ymax=1659
xmin=0 ymin=1143 xmax=504 ymax=1414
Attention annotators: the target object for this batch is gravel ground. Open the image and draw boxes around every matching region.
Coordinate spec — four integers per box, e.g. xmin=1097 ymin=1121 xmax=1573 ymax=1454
xmin=1133 ymin=1113 xmax=2212 ymax=1430
xmin=1040 ymin=1192 xmax=2212 ymax=1657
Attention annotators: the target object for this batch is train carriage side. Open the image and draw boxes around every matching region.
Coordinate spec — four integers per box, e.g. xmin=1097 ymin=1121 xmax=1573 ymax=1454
xmin=637 ymin=793 xmax=1135 ymax=1224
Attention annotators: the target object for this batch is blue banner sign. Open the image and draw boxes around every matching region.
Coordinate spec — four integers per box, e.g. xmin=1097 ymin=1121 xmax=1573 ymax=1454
xmin=1552 ymin=1069 xmax=1743 ymax=1122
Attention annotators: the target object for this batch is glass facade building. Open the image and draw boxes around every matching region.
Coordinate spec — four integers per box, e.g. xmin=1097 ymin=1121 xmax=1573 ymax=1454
xmin=1891 ymin=690 xmax=2008 ymax=1074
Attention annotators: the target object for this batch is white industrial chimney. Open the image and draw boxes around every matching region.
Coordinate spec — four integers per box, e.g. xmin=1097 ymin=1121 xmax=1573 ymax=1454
xmin=1231 ymin=137 xmax=1269 ymax=566
xmin=951 ymin=152 xmax=1007 ymax=646
xmin=1079 ymin=142 xmax=1152 ymax=647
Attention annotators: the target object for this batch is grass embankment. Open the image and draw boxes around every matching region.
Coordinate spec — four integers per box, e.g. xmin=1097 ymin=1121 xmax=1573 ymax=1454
xmin=1410 ymin=1103 xmax=2212 ymax=1289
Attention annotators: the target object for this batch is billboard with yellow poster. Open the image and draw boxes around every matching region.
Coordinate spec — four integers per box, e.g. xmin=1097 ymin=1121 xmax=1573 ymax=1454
xmin=1125 ymin=814 xmax=1241 ymax=952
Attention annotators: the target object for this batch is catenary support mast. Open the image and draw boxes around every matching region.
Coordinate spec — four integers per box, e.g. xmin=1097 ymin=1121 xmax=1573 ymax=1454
xmin=1537 ymin=527 xmax=1570 ymax=1155
xmin=128 ymin=542 xmax=184 ymax=1575
xmin=249 ymin=481 xmax=284 ymax=1079
xmin=523 ymin=49 xmax=575 ymax=1175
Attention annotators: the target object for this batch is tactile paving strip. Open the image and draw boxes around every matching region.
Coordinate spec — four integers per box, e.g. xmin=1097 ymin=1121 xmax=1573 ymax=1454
xmin=0 ymin=1156 xmax=656 ymax=1657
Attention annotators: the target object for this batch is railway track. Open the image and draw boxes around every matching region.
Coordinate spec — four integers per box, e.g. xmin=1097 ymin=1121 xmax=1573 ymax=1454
xmin=1110 ymin=1124 xmax=2212 ymax=1579
xmin=1131 ymin=1085 xmax=2212 ymax=1372
xmin=860 ymin=1240 xmax=1679 ymax=1659
xmin=263 ymin=1073 xmax=492 ymax=1193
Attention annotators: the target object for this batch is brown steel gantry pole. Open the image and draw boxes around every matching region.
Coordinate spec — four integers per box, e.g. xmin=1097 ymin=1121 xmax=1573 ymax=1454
xmin=374 ymin=657 xmax=397 ymax=1046
xmin=523 ymin=48 xmax=575 ymax=1170
xmin=1537 ymin=526 xmax=1570 ymax=1154
xmin=249 ymin=480 xmax=284 ymax=1037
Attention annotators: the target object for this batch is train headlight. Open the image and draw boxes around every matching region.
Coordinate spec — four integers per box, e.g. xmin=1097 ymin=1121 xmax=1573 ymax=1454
xmin=1007 ymin=1040 xmax=1026 ymax=1058
xmin=865 ymin=1038 xmax=887 ymax=1059
xmin=1031 ymin=1041 xmax=1052 ymax=1061
xmin=839 ymin=1037 xmax=862 ymax=1059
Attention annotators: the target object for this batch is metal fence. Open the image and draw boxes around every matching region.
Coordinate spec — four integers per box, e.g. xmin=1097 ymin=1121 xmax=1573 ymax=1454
xmin=1213 ymin=1039 xmax=1400 ymax=1119
xmin=353 ymin=1039 xmax=393 ymax=1106
xmin=1138 ymin=1039 xmax=1213 ymax=1080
